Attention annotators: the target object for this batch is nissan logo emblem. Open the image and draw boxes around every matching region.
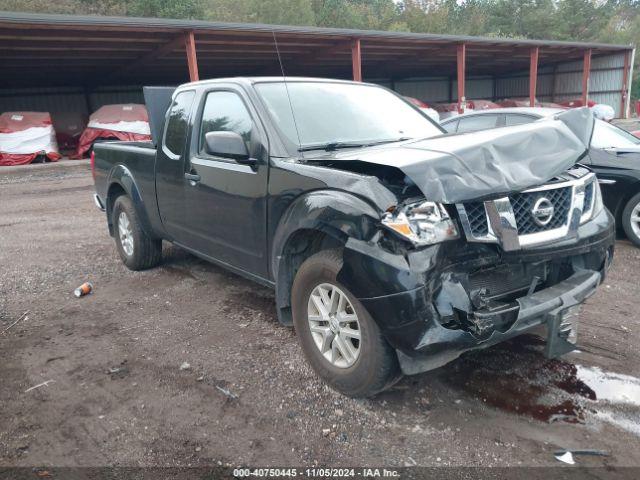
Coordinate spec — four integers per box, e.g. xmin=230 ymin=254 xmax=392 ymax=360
xmin=531 ymin=197 xmax=555 ymax=226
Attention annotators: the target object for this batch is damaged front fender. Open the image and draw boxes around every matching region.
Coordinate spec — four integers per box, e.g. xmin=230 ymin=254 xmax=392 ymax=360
xmin=271 ymin=188 xmax=388 ymax=325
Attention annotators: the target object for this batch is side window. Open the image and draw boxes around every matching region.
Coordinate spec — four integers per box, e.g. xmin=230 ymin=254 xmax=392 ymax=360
xmin=457 ymin=114 xmax=498 ymax=133
xmin=199 ymin=91 xmax=253 ymax=154
xmin=442 ymin=120 xmax=458 ymax=133
xmin=164 ymin=90 xmax=195 ymax=156
xmin=505 ymin=114 xmax=535 ymax=127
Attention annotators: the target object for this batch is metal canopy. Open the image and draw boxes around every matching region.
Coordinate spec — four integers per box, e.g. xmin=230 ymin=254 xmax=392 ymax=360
xmin=0 ymin=11 xmax=633 ymax=88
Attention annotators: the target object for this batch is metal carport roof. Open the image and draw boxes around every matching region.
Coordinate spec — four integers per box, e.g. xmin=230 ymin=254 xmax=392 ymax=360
xmin=0 ymin=11 xmax=633 ymax=88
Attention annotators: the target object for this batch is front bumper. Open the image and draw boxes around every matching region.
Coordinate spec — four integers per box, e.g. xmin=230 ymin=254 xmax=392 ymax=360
xmin=396 ymin=268 xmax=601 ymax=374
xmin=337 ymin=207 xmax=615 ymax=375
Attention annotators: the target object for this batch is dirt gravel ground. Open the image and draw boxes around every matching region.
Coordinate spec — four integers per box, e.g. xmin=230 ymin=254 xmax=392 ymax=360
xmin=1 ymin=161 xmax=640 ymax=470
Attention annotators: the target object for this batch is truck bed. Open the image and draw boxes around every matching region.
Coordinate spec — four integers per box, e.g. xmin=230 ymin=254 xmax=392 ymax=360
xmin=93 ymin=140 xmax=158 ymax=231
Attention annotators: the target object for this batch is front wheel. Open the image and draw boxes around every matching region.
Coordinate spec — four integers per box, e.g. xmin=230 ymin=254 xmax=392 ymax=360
xmin=112 ymin=195 xmax=162 ymax=270
xmin=291 ymin=249 xmax=400 ymax=397
xmin=622 ymin=192 xmax=640 ymax=247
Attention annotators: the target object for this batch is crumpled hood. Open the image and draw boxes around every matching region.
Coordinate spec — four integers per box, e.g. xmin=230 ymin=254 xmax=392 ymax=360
xmin=314 ymin=107 xmax=594 ymax=204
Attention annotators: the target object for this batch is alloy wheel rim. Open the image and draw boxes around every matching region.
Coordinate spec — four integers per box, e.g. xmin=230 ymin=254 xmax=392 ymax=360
xmin=632 ymin=203 xmax=640 ymax=239
xmin=307 ymin=282 xmax=361 ymax=368
xmin=118 ymin=211 xmax=134 ymax=257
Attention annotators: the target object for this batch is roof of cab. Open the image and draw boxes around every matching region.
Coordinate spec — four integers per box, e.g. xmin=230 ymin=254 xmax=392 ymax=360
xmin=178 ymin=76 xmax=373 ymax=89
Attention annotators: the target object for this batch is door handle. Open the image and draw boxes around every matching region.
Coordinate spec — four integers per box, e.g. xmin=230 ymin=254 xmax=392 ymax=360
xmin=184 ymin=172 xmax=201 ymax=184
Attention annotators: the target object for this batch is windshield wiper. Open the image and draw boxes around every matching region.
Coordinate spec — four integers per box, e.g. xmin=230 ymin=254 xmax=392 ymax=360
xmin=298 ymin=137 xmax=413 ymax=152
xmin=298 ymin=141 xmax=366 ymax=152
xmin=365 ymin=137 xmax=413 ymax=147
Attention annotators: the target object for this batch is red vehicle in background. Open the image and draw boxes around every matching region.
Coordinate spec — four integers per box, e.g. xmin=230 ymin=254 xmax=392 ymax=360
xmin=559 ymin=99 xmax=597 ymax=108
xmin=0 ymin=111 xmax=61 ymax=166
xmin=403 ymin=96 xmax=440 ymax=122
xmin=75 ymin=104 xmax=151 ymax=158
xmin=433 ymin=99 xmax=500 ymax=120
xmin=53 ymin=112 xmax=88 ymax=152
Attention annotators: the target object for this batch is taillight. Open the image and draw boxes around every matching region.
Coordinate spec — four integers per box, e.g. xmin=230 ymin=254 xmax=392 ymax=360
xmin=90 ymin=151 xmax=96 ymax=181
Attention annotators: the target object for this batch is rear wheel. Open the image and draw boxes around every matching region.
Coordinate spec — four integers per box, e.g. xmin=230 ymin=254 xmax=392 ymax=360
xmin=112 ymin=195 xmax=162 ymax=270
xmin=291 ymin=249 xmax=400 ymax=397
xmin=622 ymin=192 xmax=640 ymax=247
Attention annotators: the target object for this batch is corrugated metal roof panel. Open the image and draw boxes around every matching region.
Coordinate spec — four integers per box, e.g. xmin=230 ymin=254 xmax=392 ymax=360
xmin=0 ymin=11 xmax=632 ymax=51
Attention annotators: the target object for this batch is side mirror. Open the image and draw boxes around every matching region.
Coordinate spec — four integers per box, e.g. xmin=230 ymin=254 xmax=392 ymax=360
xmin=204 ymin=131 xmax=253 ymax=163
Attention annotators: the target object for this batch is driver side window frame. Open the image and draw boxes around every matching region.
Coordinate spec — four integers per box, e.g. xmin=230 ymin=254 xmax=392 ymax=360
xmin=195 ymin=88 xmax=259 ymax=164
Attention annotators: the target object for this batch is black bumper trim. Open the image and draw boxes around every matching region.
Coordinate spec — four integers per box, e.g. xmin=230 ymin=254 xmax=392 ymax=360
xmin=397 ymin=268 xmax=601 ymax=375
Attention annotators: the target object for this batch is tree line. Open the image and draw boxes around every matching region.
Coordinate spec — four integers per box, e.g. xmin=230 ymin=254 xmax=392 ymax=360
xmin=1 ymin=0 xmax=638 ymax=101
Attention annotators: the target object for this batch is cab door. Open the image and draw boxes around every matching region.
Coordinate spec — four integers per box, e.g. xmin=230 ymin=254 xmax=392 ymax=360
xmin=182 ymin=87 xmax=269 ymax=278
xmin=155 ymin=89 xmax=196 ymax=243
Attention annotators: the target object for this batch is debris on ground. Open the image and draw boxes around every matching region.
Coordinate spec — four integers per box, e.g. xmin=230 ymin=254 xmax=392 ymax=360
xmin=215 ymin=385 xmax=238 ymax=399
xmin=74 ymin=282 xmax=93 ymax=298
xmin=404 ymin=456 xmax=417 ymax=467
xmin=179 ymin=362 xmax=191 ymax=371
xmin=24 ymin=379 xmax=55 ymax=393
xmin=2 ymin=310 xmax=29 ymax=334
xmin=554 ymin=449 xmax=610 ymax=464
xmin=107 ymin=361 xmax=129 ymax=378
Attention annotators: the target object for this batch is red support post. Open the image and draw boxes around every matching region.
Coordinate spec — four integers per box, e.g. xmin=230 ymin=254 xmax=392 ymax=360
xmin=351 ymin=38 xmax=362 ymax=82
xmin=581 ymin=49 xmax=592 ymax=107
xmin=621 ymin=50 xmax=630 ymax=118
xmin=529 ymin=47 xmax=539 ymax=107
xmin=457 ymin=43 xmax=466 ymax=114
xmin=185 ymin=31 xmax=199 ymax=82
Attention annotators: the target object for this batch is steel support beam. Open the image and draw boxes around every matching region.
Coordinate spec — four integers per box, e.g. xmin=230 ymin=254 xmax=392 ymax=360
xmin=621 ymin=50 xmax=630 ymax=118
xmin=185 ymin=30 xmax=199 ymax=82
xmin=457 ymin=43 xmax=466 ymax=113
xmin=351 ymin=38 xmax=362 ymax=82
xmin=529 ymin=46 xmax=539 ymax=107
xmin=581 ymin=49 xmax=592 ymax=106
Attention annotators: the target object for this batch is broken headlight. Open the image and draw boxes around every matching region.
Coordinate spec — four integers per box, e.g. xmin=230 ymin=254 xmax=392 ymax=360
xmin=381 ymin=200 xmax=459 ymax=246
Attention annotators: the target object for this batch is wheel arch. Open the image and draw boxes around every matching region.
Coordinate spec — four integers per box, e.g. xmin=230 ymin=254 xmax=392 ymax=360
xmin=615 ymin=180 xmax=640 ymax=224
xmin=271 ymin=190 xmax=382 ymax=326
xmin=105 ymin=164 xmax=156 ymax=239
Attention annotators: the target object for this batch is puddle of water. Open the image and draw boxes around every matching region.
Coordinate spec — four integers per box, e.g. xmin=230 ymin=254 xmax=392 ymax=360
xmin=440 ymin=334 xmax=640 ymax=429
xmin=576 ymin=365 xmax=640 ymax=406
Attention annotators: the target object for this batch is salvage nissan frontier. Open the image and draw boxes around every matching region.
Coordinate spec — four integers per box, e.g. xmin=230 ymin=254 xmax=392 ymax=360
xmin=92 ymin=77 xmax=614 ymax=397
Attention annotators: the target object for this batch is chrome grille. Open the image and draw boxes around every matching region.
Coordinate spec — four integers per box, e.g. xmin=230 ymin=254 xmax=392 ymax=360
xmin=509 ymin=187 xmax=572 ymax=235
xmin=462 ymin=201 xmax=489 ymax=237
xmin=455 ymin=171 xmax=597 ymax=251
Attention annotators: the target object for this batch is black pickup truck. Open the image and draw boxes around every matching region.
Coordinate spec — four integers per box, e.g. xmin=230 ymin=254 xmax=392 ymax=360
xmin=92 ymin=77 xmax=614 ymax=397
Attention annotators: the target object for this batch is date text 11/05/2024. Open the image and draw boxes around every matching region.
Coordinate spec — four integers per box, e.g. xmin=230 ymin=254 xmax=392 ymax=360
xmin=232 ymin=468 xmax=400 ymax=477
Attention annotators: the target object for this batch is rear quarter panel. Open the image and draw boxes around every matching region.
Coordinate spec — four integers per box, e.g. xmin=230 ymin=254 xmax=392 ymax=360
xmin=93 ymin=141 xmax=164 ymax=238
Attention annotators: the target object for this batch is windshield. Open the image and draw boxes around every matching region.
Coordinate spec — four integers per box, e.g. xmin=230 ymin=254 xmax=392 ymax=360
xmin=255 ymin=82 xmax=443 ymax=151
xmin=591 ymin=119 xmax=640 ymax=149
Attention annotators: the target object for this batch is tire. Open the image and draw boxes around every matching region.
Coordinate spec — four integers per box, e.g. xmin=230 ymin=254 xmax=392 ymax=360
xmin=622 ymin=192 xmax=640 ymax=247
xmin=112 ymin=195 xmax=162 ymax=270
xmin=291 ymin=249 xmax=400 ymax=397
